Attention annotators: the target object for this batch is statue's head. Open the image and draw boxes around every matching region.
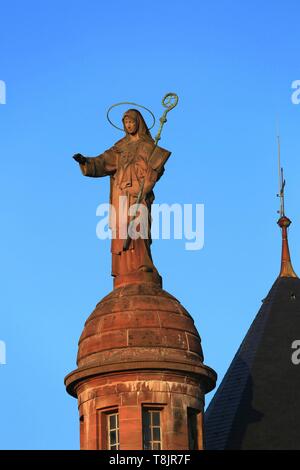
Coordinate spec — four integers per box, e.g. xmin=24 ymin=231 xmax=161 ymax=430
xmin=122 ymin=109 xmax=153 ymax=140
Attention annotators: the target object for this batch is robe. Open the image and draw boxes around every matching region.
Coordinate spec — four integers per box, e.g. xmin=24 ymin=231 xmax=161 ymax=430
xmin=80 ymin=136 xmax=171 ymax=277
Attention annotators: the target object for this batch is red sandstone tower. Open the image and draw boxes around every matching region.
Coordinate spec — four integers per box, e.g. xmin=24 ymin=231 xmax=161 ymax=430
xmin=65 ymin=270 xmax=216 ymax=450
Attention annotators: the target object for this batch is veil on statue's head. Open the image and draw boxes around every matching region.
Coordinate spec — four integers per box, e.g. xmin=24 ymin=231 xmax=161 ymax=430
xmin=122 ymin=109 xmax=154 ymax=142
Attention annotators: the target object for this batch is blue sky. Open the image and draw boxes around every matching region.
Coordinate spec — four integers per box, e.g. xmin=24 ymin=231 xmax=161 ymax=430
xmin=1 ymin=0 xmax=300 ymax=449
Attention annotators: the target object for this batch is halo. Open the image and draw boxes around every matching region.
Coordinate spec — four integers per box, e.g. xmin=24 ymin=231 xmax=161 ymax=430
xmin=106 ymin=102 xmax=156 ymax=131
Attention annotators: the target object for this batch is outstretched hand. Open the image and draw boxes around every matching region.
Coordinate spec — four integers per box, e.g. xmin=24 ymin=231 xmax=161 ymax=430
xmin=73 ymin=153 xmax=87 ymax=165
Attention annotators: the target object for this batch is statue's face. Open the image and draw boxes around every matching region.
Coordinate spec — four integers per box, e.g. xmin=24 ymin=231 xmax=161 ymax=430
xmin=124 ymin=116 xmax=138 ymax=134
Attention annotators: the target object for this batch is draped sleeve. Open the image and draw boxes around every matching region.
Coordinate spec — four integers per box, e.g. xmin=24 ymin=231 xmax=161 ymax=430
xmin=79 ymin=147 xmax=118 ymax=177
xmin=141 ymin=143 xmax=171 ymax=195
xmin=148 ymin=145 xmax=171 ymax=175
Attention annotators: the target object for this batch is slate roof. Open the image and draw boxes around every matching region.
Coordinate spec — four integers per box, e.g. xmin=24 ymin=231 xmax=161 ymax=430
xmin=205 ymin=219 xmax=300 ymax=449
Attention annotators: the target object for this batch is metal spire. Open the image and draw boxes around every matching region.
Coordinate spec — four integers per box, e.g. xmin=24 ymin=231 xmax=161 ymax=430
xmin=276 ymin=135 xmax=298 ymax=278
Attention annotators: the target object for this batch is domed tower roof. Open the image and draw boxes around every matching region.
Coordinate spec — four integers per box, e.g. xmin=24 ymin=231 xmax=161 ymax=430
xmin=65 ymin=282 xmax=216 ymax=397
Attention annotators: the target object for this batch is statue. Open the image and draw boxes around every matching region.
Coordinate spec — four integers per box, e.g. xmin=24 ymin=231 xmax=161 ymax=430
xmin=73 ymin=95 xmax=178 ymax=284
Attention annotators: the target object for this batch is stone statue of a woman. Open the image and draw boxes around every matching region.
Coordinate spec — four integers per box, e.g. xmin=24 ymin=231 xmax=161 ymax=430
xmin=73 ymin=109 xmax=171 ymax=285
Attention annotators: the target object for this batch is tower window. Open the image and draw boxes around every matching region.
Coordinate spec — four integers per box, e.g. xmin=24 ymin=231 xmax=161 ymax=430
xmin=142 ymin=408 xmax=162 ymax=450
xmin=107 ymin=412 xmax=120 ymax=450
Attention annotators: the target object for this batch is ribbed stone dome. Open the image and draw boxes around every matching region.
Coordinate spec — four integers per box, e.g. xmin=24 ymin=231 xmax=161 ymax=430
xmin=65 ymin=283 xmax=216 ymax=397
